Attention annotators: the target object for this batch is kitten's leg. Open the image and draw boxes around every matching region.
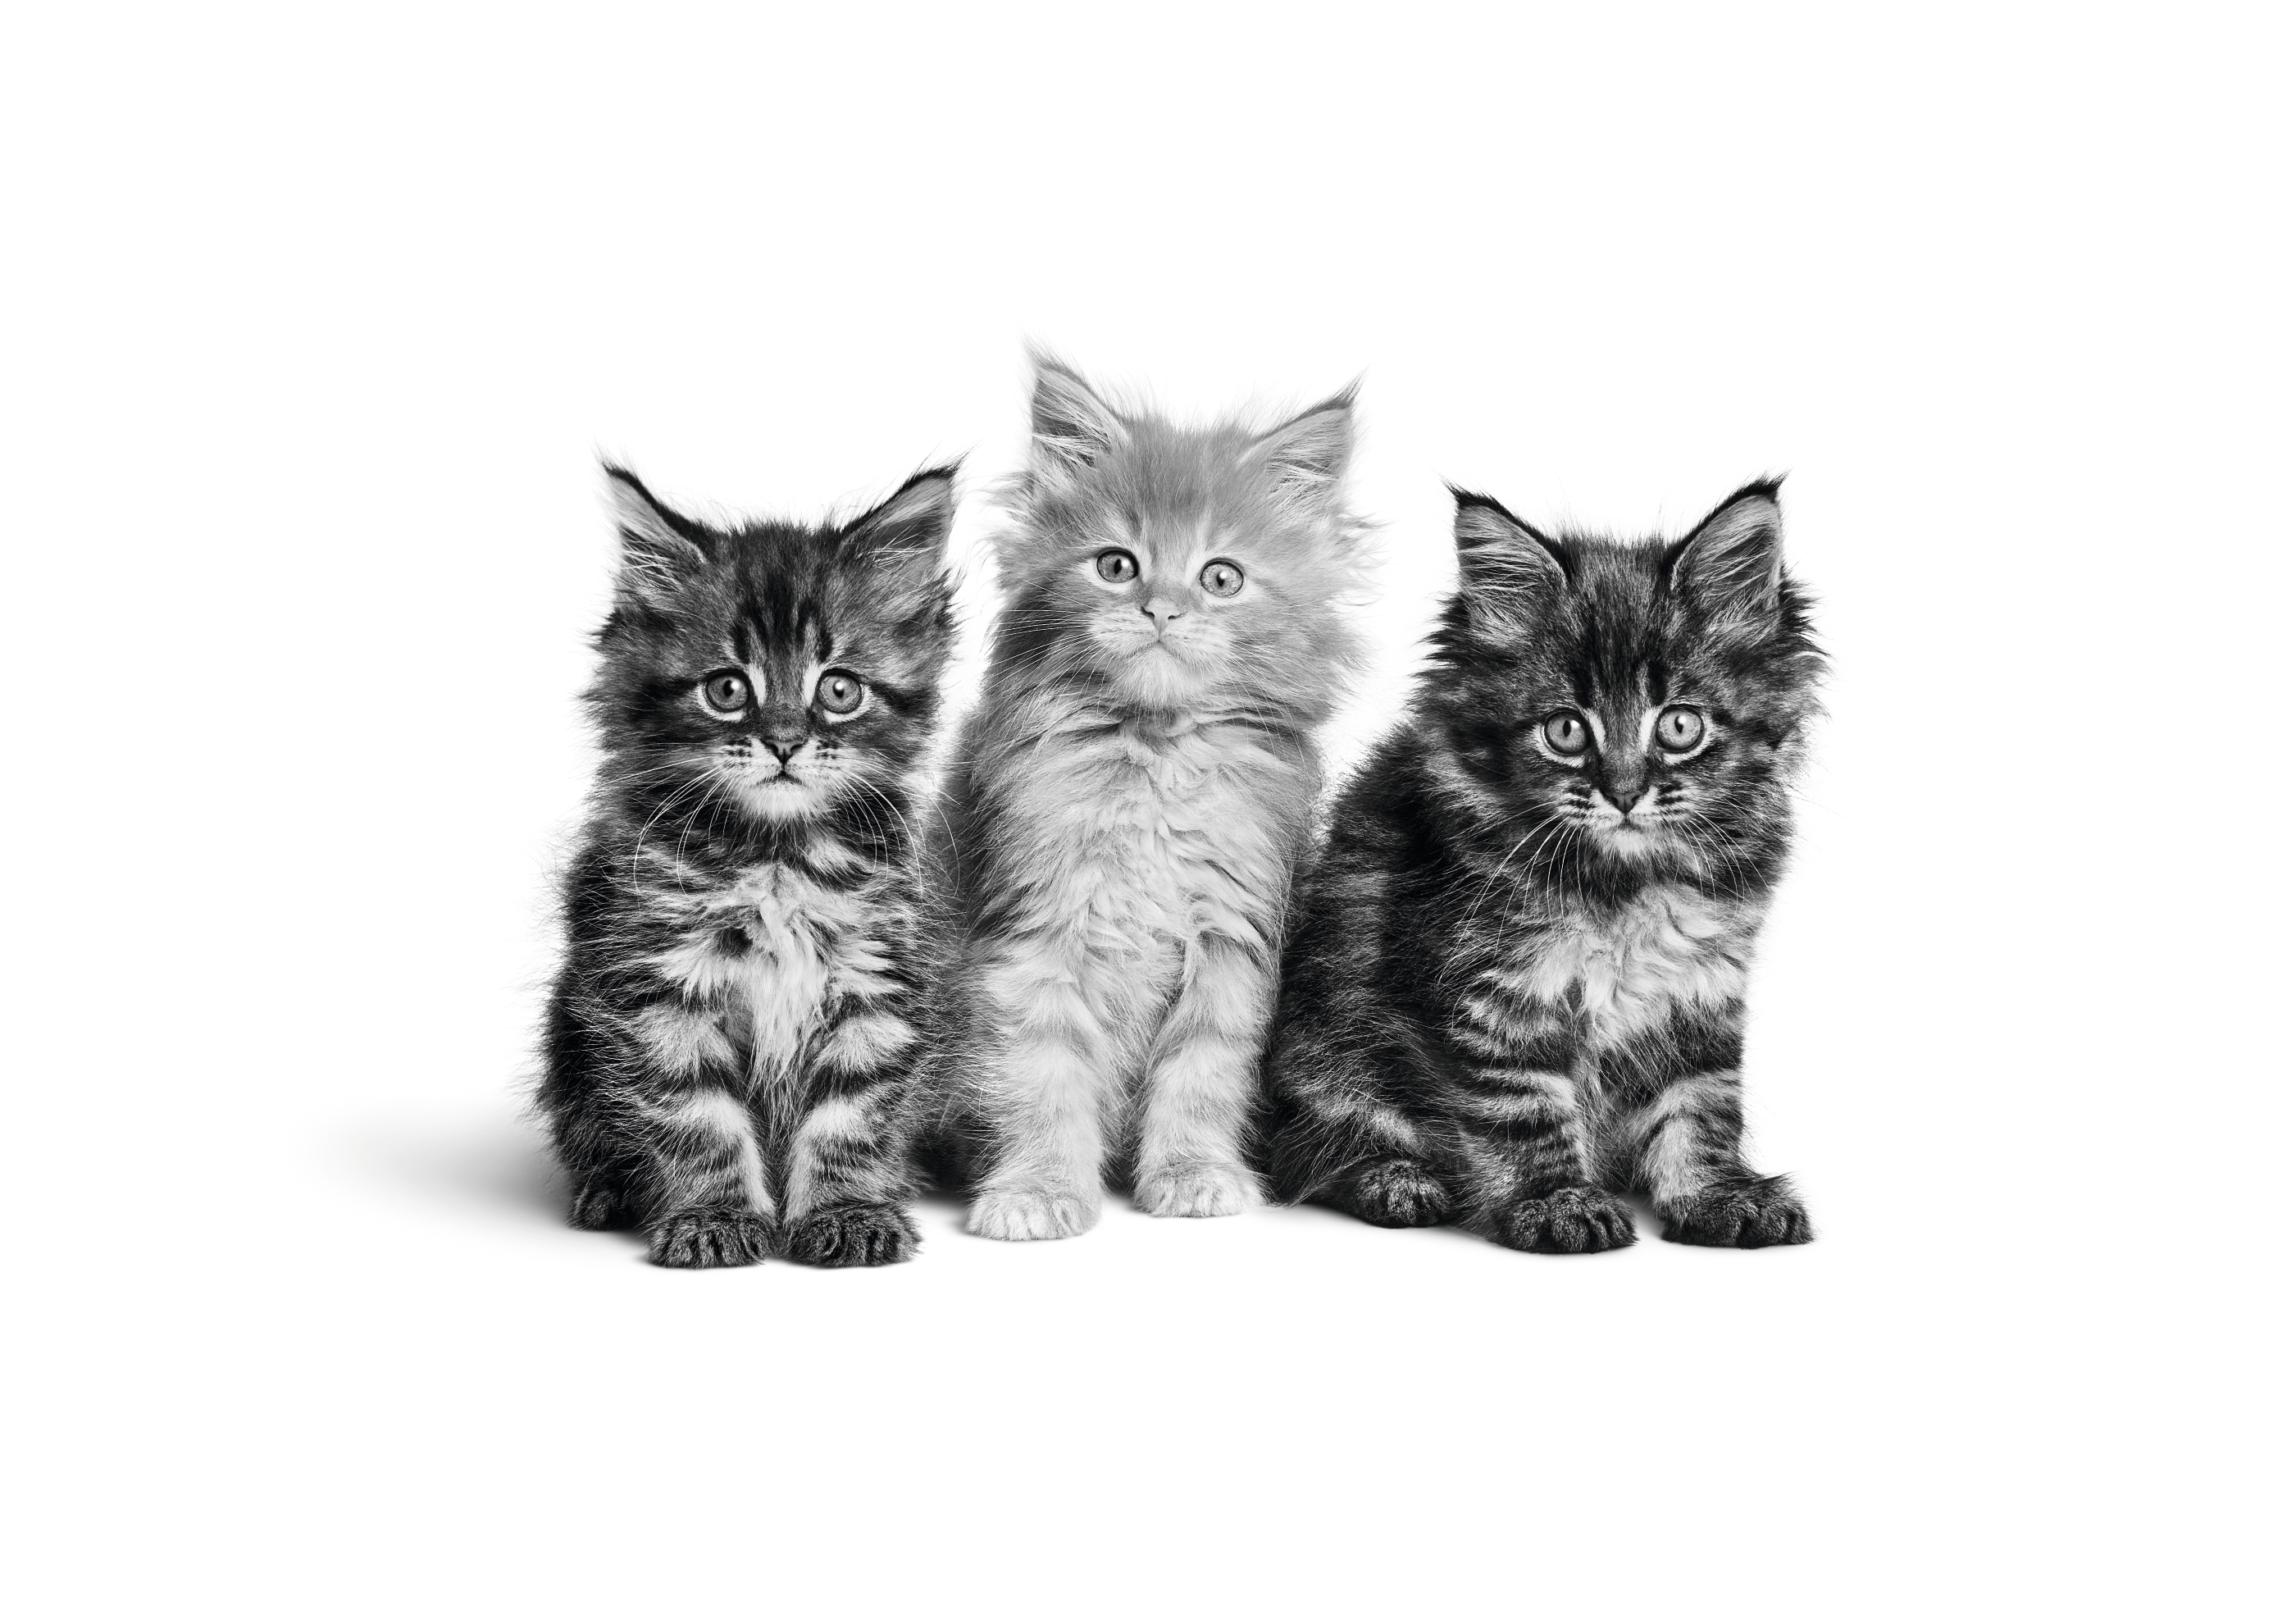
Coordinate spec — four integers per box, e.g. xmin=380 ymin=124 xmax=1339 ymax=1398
xmin=964 ymin=940 xmax=1110 ymax=1241
xmin=1133 ymin=936 xmax=1268 ymax=1218
xmin=1263 ymin=883 xmax=1451 ymax=1226
xmin=626 ymin=1003 xmax=774 ymax=1268
xmin=1448 ymin=1010 xmax=1635 ymax=1253
xmin=539 ymin=982 xmax=649 ymax=1230
xmin=780 ymin=1010 xmax=924 ymax=1269
xmin=1624 ymin=1067 xmax=1812 ymax=1248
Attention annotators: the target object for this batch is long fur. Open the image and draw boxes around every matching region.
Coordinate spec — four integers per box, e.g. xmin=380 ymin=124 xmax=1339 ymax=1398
xmin=536 ymin=463 xmax=959 ymax=1267
xmin=1261 ymin=480 xmax=1824 ymax=1251
xmin=936 ymin=354 xmax=1368 ymax=1239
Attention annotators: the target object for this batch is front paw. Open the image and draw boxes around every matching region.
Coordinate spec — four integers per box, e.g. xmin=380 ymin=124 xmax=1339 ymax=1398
xmin=967 ymin=1187 xmax=1099 ymax=1241
xmin=1492 ymin=1187 xmax=1638 ymax=1254
xmin=1328 ymin=1157 xmax=1451 ymax=1228
xmin=1135 ymin=1161 xmax=1259 ymax=1218
xmin=783 ymin=1203 xmax=920 ymax=1268
xmin=1662 ymin=1175 xmax=1813 ymax=1248
xmin=648 ymin=1207 xmax=772 ymax=1269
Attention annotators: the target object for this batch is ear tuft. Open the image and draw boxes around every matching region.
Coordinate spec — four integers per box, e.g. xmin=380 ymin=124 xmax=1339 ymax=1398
xmin=847 ymin=465 xmax=959 ymax=620
xmin=604 ymin=464 xmax=710 ymax=605
xmin=1027 ymin=350 xmax=1126 ymax=481
xmin=1249 ymin=385 xmax=1356 ymax=510
xmin=848 ymin=464 xmax=959 ymax=553
xmin=1450 ymin=486 xmax=1569 ymax=628
xmin=1670 ymin=478 xmax=1786 ymax=628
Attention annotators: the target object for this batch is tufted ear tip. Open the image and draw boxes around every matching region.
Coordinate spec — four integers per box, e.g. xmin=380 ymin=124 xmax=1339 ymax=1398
xmin=1250 ymin=390 xmax=1356 ymax=506
xmin=1027 ymin=352 xmax=1126 ymax=479
xmin=847 ymin=466 xmax=959 ymax=621
xmin=852 ymin=464 xmax=959 ymax=542
xmin=1670 ymin=479 xmax=1787 ymax=620
xmin=603 ymin=463 xmax=711 ymax=603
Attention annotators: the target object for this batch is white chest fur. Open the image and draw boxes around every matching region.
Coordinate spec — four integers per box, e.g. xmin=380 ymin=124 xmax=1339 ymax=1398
xmin=1014 ymin=718 xmax=1301 ymax=959
xmin=1508 ymin=884 xmax=1752 ymax=1047
xmin=648 ymin=861 xmax=896 ymax=1072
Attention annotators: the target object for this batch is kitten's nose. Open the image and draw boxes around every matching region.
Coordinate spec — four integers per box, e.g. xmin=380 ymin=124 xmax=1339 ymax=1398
xmin=1606 ymin=785 xmax=1646 ymax=819
xmin=758 ymin=711 xmax=809 ymax=760
xmin=1140 ymin=598 xmax=1186 ymax=629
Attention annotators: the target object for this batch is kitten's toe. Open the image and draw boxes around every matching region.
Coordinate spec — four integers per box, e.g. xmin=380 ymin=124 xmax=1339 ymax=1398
xmin=1661 ymin=1176 xmax=1813 ymax=1249
xmin=966 ymin=1188 xmax=1098 ymax=1242
xmin=1492 ymin=1187 xmax=1638 ymax=1254
xmin=1135 ymin=1162 xmax=1260 ymax=1219
xmin=648 ymin=1207 xmax=773 ymax=1269
xmin=1328 ymin=1157 xmax=1451 ymax=1228
xmin=782 ymin=1203 xmax=920 ymax=1268
xmin=567 ymin=1178 xmax=635 ymax=1231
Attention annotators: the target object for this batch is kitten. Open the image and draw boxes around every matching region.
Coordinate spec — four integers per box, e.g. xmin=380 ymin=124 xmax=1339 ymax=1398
xmin=939 ymin=354 xmax=1368 ymax=1239
xmin=1262 ymin=480 xmax=1822 ymax=1251
xmin=538 ymin=463 xmax=958 ymax=1268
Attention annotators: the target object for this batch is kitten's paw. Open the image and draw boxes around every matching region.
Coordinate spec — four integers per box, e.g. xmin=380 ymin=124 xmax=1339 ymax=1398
xmin=1328 ymin=1157 xmax=1451 ymax=1229
xmin=782 ymin=1203 xmax=920 ymax=1268
xmin=1661 ymin=1176 xmax=1813 ymax=1248
xmin=648 ymin=1207 xmax=772 ymax=1269
xmin=967 ymin=1188 xmax=1098 ymax=1242
xmin=1492 ymin=1187 xmax=1638 ymax=1254
xmin=567 ymin=1178 xmax=634 ymax=1231
xmin=1135 ymin=1162 xmax=1260 ymax=1219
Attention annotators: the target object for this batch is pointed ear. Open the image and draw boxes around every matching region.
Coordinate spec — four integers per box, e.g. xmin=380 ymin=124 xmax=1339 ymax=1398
xmin=1027 ymin=352 xmax=1125 ymax=481
xmin=1247 ymin=386 xmax=1356 ymax=511
xmin=604 ymin=464 xmax=711 ymax=605
xmin=1670 ymin=479 xmax=1784 ymax=627
xmin=846 ymin=465 xmax=958 ymax=619
xmin=1451 ymin=488 xmax=1568 ymax=640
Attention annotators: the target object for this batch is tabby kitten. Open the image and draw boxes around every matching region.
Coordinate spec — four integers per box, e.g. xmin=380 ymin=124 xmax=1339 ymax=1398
xmin=941 ymin=354 xmax=1367 ymax=1240
xmin=1263 ymin=480 xmax=1821 ymax=1251
xmin=539 ymin=463 xmax=958 ymax=1268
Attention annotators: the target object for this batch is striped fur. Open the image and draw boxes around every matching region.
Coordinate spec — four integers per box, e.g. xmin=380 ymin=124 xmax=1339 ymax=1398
xmin=538 ymin=463 xmax=958 ymax=1267
xmin=1263 ymin=481 xmax=1823 ymax=1252
xmin=936 ymin=354 xmax=1368 ymax=1239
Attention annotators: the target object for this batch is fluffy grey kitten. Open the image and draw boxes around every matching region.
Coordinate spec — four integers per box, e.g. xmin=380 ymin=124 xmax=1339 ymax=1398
xmin=936 ymin=355 xmax=1369 ymax=1239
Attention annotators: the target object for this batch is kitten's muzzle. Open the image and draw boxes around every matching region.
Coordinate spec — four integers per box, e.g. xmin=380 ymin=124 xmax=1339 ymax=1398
xmin=1598 ymin=784 xmax=1650 ymax=822
xmin=757 ymin=709 xmax=809 ymax=761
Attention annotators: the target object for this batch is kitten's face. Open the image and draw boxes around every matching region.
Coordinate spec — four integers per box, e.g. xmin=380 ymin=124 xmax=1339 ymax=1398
xmin=591 ymin=468 xmax=956 ymax=832
xmin=997 ymin=358 xmax=1364 ymax=714
xmin=1434 ymin=486 xmax=1818 ymax=877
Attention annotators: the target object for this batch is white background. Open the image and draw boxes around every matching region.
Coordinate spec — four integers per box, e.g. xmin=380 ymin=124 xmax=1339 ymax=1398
xmin=6 ymin=4 xmax=2290 ymax=1620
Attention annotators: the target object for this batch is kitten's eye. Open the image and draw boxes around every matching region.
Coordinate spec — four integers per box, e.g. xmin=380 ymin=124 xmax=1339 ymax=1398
xmin=1199 ymin=559 xmax=1245 ymax=597
xmin=1542 ymin=711 xmax=1590 ymax=755
xmin=1095 ymin=549 xmax=1139 ymax=583
xmin=815 ymin=671 xmax=866 ymax=715
xmin=701 ymin=671 xmax=750 ymax=713
xmin=1657 ymin=705 xmax=1706 ymax=750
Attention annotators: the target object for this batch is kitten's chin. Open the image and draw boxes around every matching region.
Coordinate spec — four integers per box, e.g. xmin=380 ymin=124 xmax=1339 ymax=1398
xmin=1106 ymin=643 xmax=1211 ymax=708
xmin=731 ymin=778 xmax=827 ymax=823
xmin=1596 ymin=825 xmax=1665 ymax=862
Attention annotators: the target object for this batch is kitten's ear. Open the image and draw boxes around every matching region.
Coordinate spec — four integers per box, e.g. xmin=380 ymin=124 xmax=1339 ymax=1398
xmin=604 ymin=464 xmax=711 ymax=605
xmin=846 ymin=466 xmax=958 ymax=618
xmin=1028 ymin=352 xmax=1126 ymax=480
xmin=1670 ymin=479 xmax=1785 ymax=628
xmin=1451 ymin=489 xmax=1568 ymax=639
xmin=1248 ymin=385 xmax=1356 ymax=511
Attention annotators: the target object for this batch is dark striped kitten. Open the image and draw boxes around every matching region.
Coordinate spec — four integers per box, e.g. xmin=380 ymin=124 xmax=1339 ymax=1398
xmin=539 ymin=464 xmax=958 ymax=1268
xmin=1264 ymin=480 xmax=1822 ymax=1252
